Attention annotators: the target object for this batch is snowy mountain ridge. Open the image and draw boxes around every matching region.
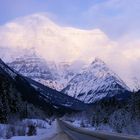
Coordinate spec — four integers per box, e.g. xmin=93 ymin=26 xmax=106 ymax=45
xmin=62 ymin=58 xmax=130 ymax=103
xmin=7 ymin=51 xmax=131 ymax=104
xmin=7 ymin=51 xmax=76 ymax=91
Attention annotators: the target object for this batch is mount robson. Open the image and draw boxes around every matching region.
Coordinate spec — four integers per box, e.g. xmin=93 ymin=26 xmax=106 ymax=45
xmin=0 ymin=13 xmax=140 ymax=139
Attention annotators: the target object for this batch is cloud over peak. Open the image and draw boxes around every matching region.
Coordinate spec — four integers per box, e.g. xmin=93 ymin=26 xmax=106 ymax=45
xmin=0 ymin=13 xmax=112 ymax=62
xmin=0 ymin=13 xmax=139 ymax=89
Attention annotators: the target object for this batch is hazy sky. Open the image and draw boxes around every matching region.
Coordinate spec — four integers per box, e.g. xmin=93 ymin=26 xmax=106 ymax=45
xmin=0 ymin=0 xmax=140 ymax=38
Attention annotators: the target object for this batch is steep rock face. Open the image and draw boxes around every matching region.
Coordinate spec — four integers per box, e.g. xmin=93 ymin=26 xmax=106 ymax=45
xmin=62 ymin=58 xmax=130 ymax=103
xmin=7 ymin=51 xmax=59 ymax=90
xmin=8 ymin=52 xmax=53 ymax=80
xmin=7 ymin=52 xmax=76 ymax=91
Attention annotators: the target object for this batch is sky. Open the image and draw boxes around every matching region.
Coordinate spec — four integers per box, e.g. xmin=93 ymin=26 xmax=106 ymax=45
xmin=0 ymin=0 xmax=140 ymax=88
xmin=0 ymin=0 xmax=140 ymax=39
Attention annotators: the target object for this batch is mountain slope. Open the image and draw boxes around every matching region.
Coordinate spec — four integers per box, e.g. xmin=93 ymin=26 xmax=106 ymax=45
xmin=7 ymin=51 xmax=76 ymax=91
xmin=0 ymin=59 xmax=48 ymax=122
xmin=62 ymin=58 xmax=130 ymax=103
xmin=0 ymin=58 xmax=87 ymax=118
xmin=8 ymin=54 xmax=131 ymax=104
xmin=8 ymin=51 xmax=53 ymax=80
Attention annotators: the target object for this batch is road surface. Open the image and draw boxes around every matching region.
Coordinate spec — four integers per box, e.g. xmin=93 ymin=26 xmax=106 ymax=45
xmin=44 ymin=119 xmax=140 ymax=140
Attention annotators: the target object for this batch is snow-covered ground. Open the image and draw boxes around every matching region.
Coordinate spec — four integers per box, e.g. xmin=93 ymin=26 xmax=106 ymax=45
xmin=0 ymin=119 xmax=96 ymax=140
xmin=68 ymin=120 xmax=95 ymax=130
xmin=8 ymin=128 xmax=55 ymax=140
xmin=6 ymin=120 xmax=94 ymax=140
xmin=0 ymin=120 xmax=58 ymax=140
xmin=1 ymin=119 xmax=139 ymax=140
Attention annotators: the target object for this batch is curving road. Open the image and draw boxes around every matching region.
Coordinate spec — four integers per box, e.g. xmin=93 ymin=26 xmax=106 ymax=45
xmin=46 ymin=119 xmax=140 ymax=140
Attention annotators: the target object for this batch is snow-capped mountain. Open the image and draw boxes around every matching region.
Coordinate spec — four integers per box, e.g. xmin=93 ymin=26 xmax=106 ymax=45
xmin=8 ymin=51 xmax=53 ymax=80
xmin=7 ymin=50 xmax=76 ymax=91
xmin=8 ymin=51 xmax=131 ymax=104
xmin=7 ymin=50 xmax=57 ymax=89
xmin=0 ymin=13 xmax=132 ymax=103
xmin=62 ymin=58 xmax=130 ymax=103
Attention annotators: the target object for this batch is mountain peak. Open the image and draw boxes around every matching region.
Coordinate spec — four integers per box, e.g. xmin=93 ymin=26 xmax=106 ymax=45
xmin=63 ymin=57 xmax=130 ymax=103
xmin=91 ymin=58 xmax=105 ymax=65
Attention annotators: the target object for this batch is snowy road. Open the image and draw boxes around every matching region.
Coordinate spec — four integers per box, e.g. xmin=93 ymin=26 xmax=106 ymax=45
xmin=46 ymin=119 xmax=140 ymax=140
xmin=8 ymin=119 xmax=140 ymax=140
